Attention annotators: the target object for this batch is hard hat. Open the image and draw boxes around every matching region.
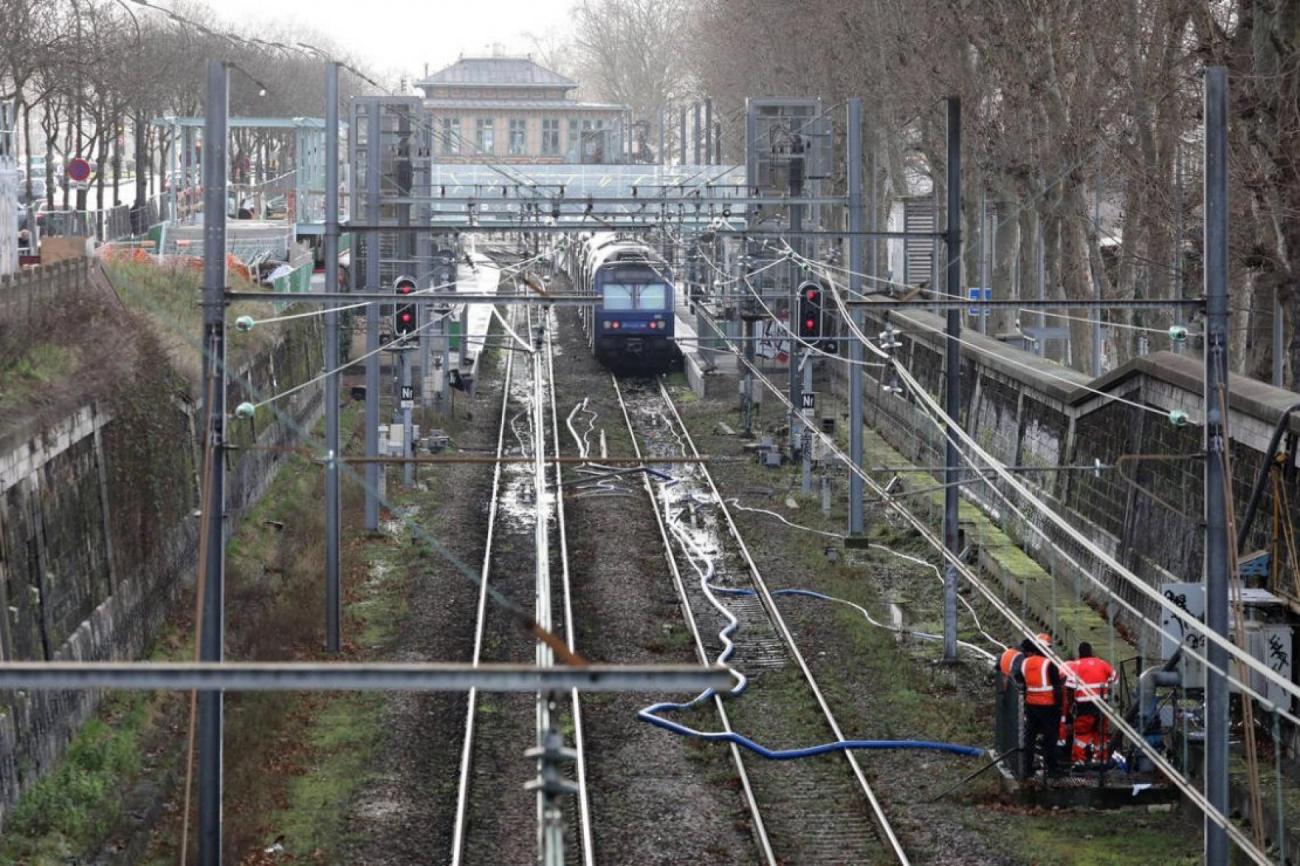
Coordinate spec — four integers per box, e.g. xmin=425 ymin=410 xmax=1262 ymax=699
xmin=1036 ymin=632 xmax=1053 ymax=647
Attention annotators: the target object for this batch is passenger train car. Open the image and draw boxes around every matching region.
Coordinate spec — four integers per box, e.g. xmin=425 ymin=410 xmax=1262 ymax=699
xmin=562 ymin=232 xmax=679 ymax=373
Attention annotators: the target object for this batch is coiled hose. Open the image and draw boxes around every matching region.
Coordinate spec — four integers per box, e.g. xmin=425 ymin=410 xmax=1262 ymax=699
xmin=639 ymin=487 xmax=985 ymax=761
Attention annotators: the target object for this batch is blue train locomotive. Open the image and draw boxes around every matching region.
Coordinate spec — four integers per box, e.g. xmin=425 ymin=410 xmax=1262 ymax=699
xmin=564 ymin=232 xmax=679 ymax=373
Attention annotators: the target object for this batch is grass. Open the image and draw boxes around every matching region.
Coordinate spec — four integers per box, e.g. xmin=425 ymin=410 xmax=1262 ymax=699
xmin=104 ymin=259 xmax=286 ymax=389
xmin=0 ymin=693 xmax=152 ymax=865
xmin=271 ymin=693 xmax=384 ymax=854
xmin=997 ymin=808 xmax=1201 ymax=865
xmin=0 ymin=342 xmax=79 ymax=412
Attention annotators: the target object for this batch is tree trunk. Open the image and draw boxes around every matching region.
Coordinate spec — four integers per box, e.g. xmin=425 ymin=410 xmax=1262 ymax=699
xmin=1059 ymin=186 xmax=1094 ymax=373
xmin=991 ymin=188 xmax=1019 ymax=336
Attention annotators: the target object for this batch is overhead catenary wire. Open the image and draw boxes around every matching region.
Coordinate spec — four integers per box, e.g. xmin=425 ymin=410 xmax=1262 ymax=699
xmin=885 ymin=357 xmax=1300 ymax=720
xmin=722 ymin=498 xmax=1002 ymax=653
xmin=686 ymin=281 xmax=1300 ymax=728
xmin=249 ymin=308 xmax=452 ymax=410
xmin=1020 ymin=307 xmax=1201 ymax=337
xmin=694 ymin=325 xmax=1276 ymax=866
xmin=803 ymin=265 xmax=1190 ymax=422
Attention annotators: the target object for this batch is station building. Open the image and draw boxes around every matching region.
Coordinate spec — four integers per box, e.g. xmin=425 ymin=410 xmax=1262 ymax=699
xmin=416 ymin=55 xmax=629 ymax=164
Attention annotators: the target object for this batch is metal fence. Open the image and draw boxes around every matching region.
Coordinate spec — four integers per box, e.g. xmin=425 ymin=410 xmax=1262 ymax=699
xmin=18 ymin=194 xmax=175 ymax=249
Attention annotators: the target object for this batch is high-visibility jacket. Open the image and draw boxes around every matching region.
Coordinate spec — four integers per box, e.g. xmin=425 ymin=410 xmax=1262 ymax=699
xmin=998 ymin=648 xmax=1025 ymax=679
xmin=1067 ymin=656 xmax=1115 ymax=703
xmin=1021 ymin=655 xmax=1060 ymax=706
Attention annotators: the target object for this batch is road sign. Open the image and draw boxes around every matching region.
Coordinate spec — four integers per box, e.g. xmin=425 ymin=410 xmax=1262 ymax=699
xmin=66 ymin=157 xmax=91 ymax=183
xmin=400 ymin=385 xmax=414 ymax=409
xmin=800 ymin=392 xmax=816 ymax=411
xmin=967 ymin=287 xmax=991 ymax=317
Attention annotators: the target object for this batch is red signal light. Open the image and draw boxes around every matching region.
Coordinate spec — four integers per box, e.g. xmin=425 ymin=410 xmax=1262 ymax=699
xmin=805 ymin=289 xmax=818 ymax=301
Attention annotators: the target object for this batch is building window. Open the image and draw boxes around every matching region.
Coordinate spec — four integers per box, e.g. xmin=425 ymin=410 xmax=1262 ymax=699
xmin=542 ymin=119 xmax=560 ymax=155
xmin=509 ymin=119 xmax=527 ymax=155
xmin=568 ymin=119 xmax=580 ymax=150
xmin=476 ymin=118 xmax=495 ymax=154
xmin=441 ymin=117 xmax=460 ymax=155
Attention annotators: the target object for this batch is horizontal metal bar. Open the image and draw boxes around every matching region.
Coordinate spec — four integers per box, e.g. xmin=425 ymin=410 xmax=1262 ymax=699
xmin=371 ymin=195 xmax=843 ymax=207
xmin=227 ymin=292 xmax=586 ymax=305
xmin=343 ymin=222 xmax=716 ymax=233
xmin=871 ymin=464 xmax=1113 ymax=473
xmin=341 ymin=455 xmax=713 ymax=465
xmin=849 ymin=296 xmax=1205 ymax=309
xmin=0 ymin=662 xmax=733 ymax=693
xmin=714 ymin=229 xmax=946 ymax=239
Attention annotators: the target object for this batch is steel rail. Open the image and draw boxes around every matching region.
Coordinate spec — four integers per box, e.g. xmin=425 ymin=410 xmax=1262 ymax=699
xmin=610 ymin=376 xmax=777 ymax=866
xmin=651 ymin=378 xmax=911 ymax=865
xmin=449 ymin=313 xmax=517 ymax=866
xmin=543 ymin=309 xmax=596 ymax=866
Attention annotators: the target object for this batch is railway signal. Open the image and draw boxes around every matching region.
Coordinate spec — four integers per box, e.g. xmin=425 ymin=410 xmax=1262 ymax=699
xmin=798 ymin=280 xmax=825 ymax=347
xmin=394 ymin=275 xmax=417 ymax=337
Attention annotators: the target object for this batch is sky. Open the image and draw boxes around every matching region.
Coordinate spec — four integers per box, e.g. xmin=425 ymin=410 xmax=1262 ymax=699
xmin=193 ymin=0 xmax=576 ymax=85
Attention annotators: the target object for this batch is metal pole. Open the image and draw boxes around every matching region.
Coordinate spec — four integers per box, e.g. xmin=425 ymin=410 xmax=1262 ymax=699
xmin=788 ymin=137 xmax=804 ymax=450
xmin=802 ymin=353 xmax=813 ymax=494
xmin=847 ymin=99 xmax=865 ymax=537
xmin=943 ymin=96 xmax=962 ymax=664
xmin=714 ymin=122 xmax=722 ymax=165
xmin=704 ymin=98 xmax=713 ymax=165
xmin=323 ymin=62 xmax=341 ymax=653
xmin=693 ymin=102 xmax=702 ymax=165
xmin=1203 ymin=65 xmax=1230 ymax=866
xmin=402 ymin=349 xmax=413 ymax=487
xmin=364 ymin=105 xmax=381 ymax=532
xmin=417 ymin=130 xmax=434 ymax=407
xmin=198 ymin=59 xmax=228 ymax=866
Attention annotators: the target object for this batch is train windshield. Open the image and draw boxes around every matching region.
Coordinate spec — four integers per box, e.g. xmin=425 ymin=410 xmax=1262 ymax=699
xmin=603 ymin=284 xmax=635 ymax=310
xmin=637 ymin=283 xmax=669 ymax=310
xmin=602 ymin=282 xmax=669 ymax=310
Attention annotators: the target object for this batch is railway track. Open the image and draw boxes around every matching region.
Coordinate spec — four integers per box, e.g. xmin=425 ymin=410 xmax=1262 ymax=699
xmin=613 ymin=375 xmax=910 ymax=866
xmin=449 ymin=297 xmax=593 ymax=866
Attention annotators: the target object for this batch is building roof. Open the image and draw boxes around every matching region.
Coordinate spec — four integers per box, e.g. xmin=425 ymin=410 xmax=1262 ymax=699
xmin=417 ymin=57 xmax=577 ymax=90
xmin=423 ymin=98 xmax=626 ymax=112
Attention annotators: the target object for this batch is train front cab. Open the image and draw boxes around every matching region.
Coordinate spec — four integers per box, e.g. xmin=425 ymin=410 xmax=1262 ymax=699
xmin=592 ymin=268 xmax=678 ymax=371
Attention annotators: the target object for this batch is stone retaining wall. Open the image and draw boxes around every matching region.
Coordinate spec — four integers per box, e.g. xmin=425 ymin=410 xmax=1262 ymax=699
xmin=0 ymin=260 xmax=323 ymax=829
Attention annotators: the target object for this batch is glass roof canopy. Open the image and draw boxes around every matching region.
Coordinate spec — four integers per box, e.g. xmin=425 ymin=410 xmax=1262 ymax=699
xmin=424 ymin=163 xmax=748 ymax=226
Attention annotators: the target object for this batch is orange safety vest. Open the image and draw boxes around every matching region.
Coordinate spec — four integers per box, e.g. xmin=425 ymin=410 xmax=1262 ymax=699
xmin=999 ymin=648 xmax=1025 ymax=679
xmin=1021 ymin=655 xmax=1058 ymax=706
xmin=1067 ymin=656 xmax=1115 ymax=704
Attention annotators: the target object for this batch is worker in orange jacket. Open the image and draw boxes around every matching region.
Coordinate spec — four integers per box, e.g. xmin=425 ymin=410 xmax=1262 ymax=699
xmin=1064 ymin=642 xmax=1116 ymax=766
xmin=1017 ymin=635 xmax=1064 ymax=779
xmin=998 ymin=638 xmax=1033 ymax=688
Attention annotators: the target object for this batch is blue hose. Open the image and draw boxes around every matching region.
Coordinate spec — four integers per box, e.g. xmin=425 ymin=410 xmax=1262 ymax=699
xmin=639 ymin=578 xmax=985 ymax=760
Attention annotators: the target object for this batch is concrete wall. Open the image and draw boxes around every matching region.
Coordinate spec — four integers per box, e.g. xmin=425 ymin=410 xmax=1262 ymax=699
xmin=834 ymin=302 xmax=1300 ymax=658
xmin=0 ymin=260 xmax=324 ymax=828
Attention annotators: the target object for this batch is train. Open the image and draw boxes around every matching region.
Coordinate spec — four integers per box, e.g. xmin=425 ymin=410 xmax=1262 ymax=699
xmin=561 ymin=232 xmax=679 ymax=373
